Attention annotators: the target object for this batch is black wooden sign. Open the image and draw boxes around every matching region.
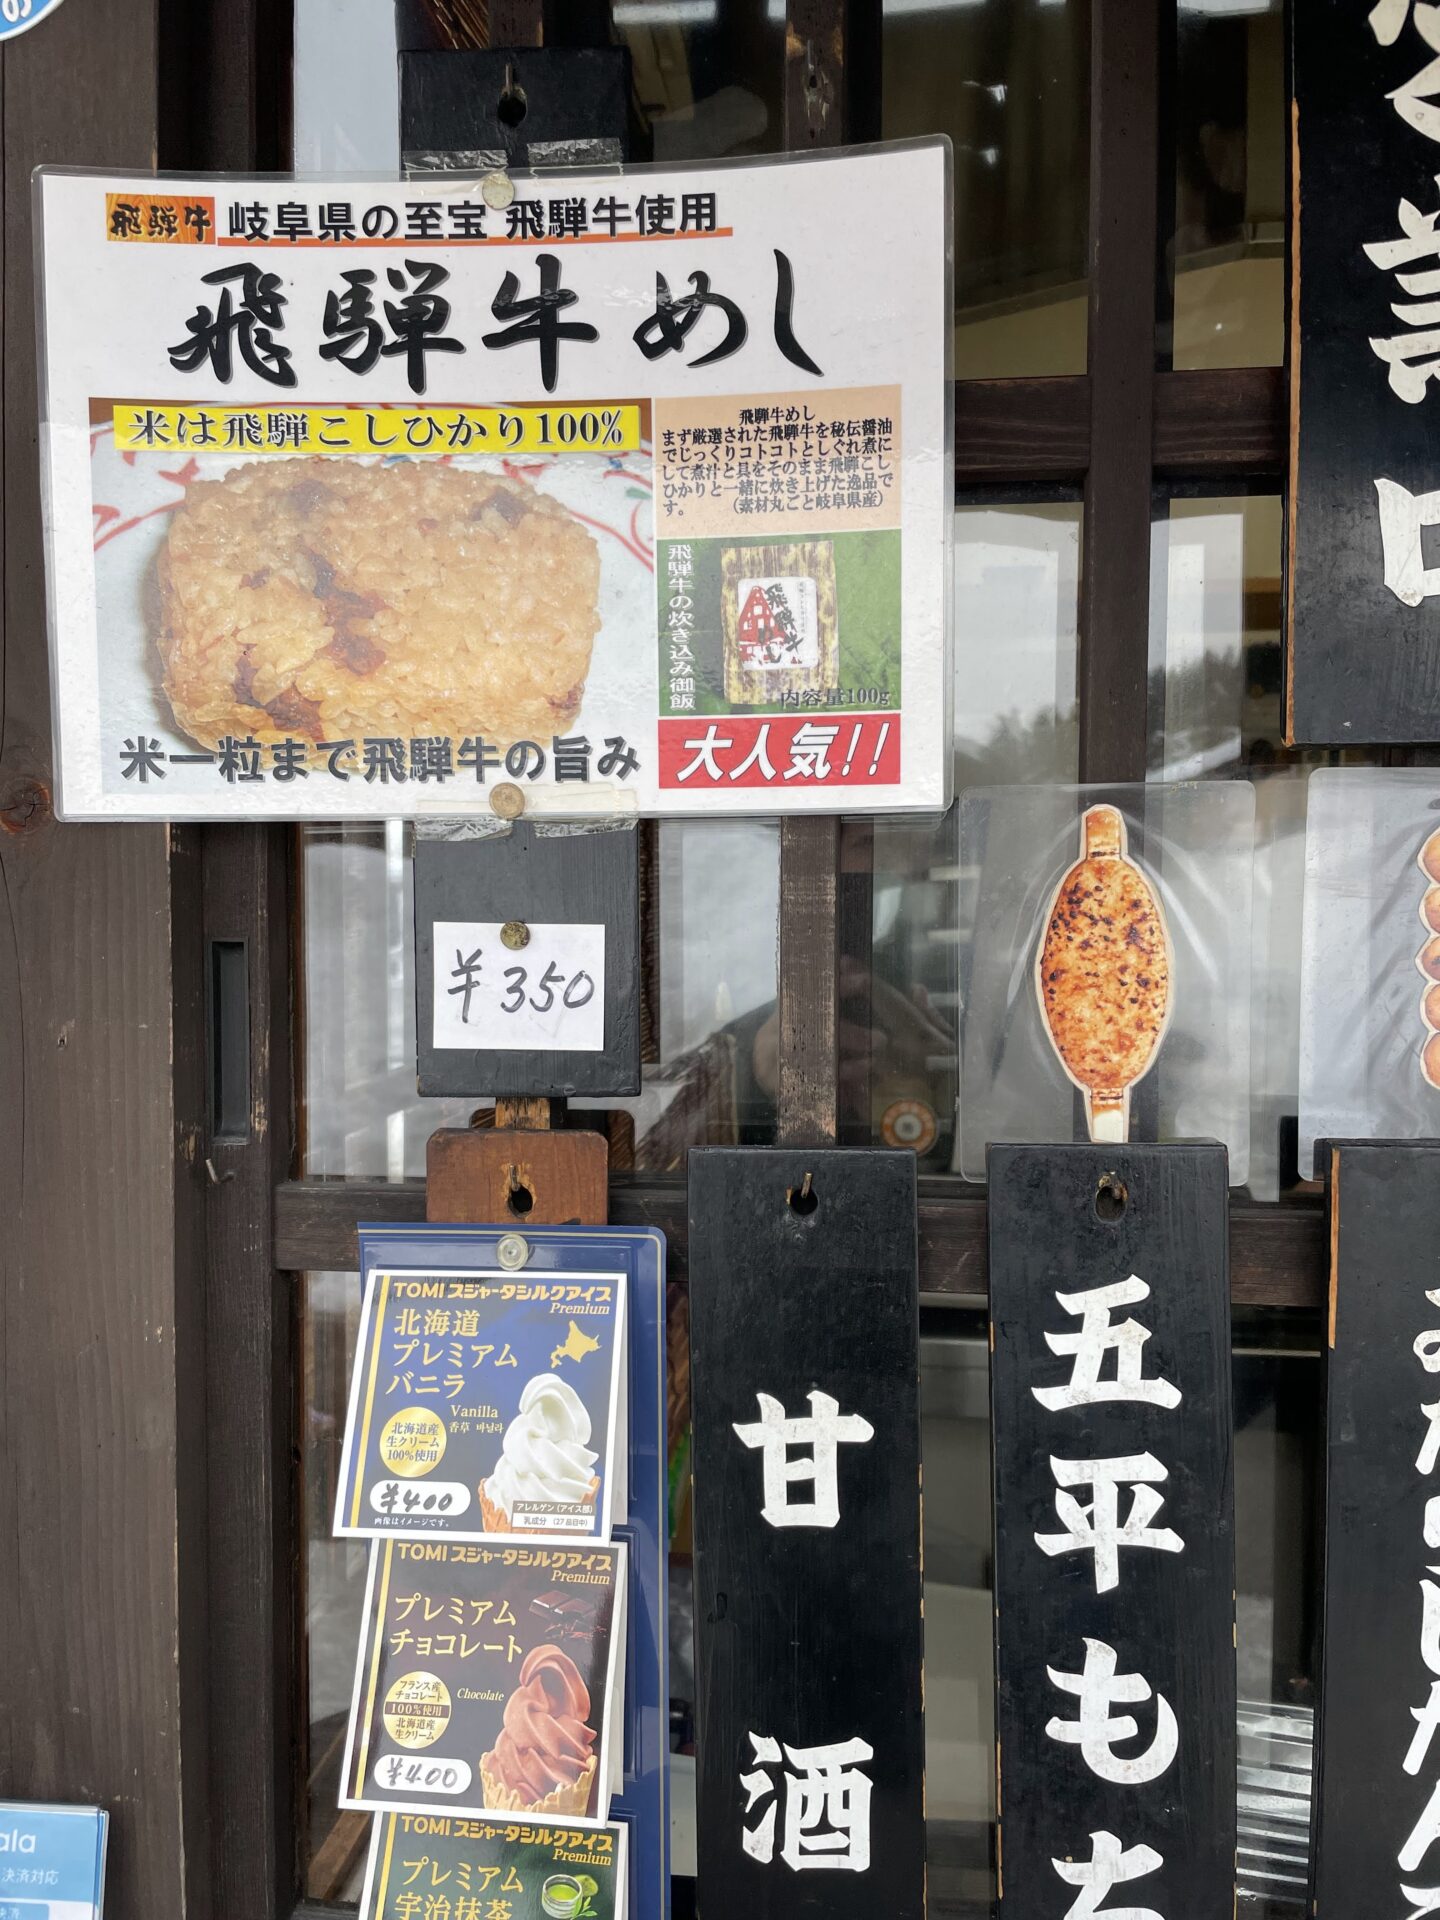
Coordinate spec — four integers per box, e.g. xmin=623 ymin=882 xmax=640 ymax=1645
xmin=988 ymin=1142 xmax=1235 ymax=1916
xmin=397 ymin=45 xmax=633 ymax=172
xmin=1313 ymin=1140 xmax=1440 ymax=1911
xmin=688 ymin=1148 xmax=924 ymax=1919
xmin=413 ymin=819 xmax=640 ymax=1098
xmin=1289 ymin=0 xmax=1440 ymax=743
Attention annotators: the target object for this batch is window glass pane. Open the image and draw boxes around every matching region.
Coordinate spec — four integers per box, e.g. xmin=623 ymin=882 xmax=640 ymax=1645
xmin=954 ymin=504 xmax=1080 ymax=786
xmin=885 ymin=0 xmax=1090 ymax=377
xmin=920 ymin=1325 xmax=995 ymax=1914
xmin=911 ymin=1314 xmax=1315 ymax=1919
xmin=1233 ymin=1315 xmax=1319 ymax=1917
xmin=1148 ymin=495 xmax=1334 ymax=1203
xmin=616 ymin=2 xmax=785 ymax=158
xmin=301 ymin=823 xmax=781 ymax=1176
xmin=869 ymin=503 xmax=1080 ymax=1165
xmin=294 ymin=0 xmax=398 ymax=172
xmin=1171 ymin=0 xmax=1285 ymax=369
xmin=300 ymin=1271 xmax=371 ymax=1906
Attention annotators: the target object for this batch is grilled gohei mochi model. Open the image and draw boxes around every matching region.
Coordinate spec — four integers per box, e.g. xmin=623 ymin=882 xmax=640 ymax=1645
xmin=1035 ymin=802 xmax=1174 ymax=1142
xmin=1415 ymin=826 xmax=1440 ymax=1090
xmin=156 ymin=456 xmax=601 ymax=753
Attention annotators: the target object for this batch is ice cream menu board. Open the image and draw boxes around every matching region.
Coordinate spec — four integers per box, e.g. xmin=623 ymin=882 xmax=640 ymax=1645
xmin=360 ymin=1814 xmax=627 ymax=1920
xmin=33 ymin=145 xmax=951 ymax=821
xmin=335 ymin=1268 xmax=628 ymax=1543
xmin=342 ymin=1539 xmax=627 ymax=1825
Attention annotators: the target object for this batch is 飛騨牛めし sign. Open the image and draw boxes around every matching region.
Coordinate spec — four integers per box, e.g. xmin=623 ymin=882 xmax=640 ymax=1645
xmin=1288 ymin=0 xmax=1440 ymax=743
xmin=34 ymin=146 xmax=951 ymax=820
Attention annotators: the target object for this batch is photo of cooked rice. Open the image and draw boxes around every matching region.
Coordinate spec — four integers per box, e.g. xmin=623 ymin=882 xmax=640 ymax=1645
xmin=155 ymin=456 xmax=602 ymax=749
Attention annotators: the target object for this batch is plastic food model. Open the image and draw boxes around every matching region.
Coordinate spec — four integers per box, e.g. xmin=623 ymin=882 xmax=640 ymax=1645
xmin=1035 ymin=803 xmax=1174 ymax=1143
xmin=1415 ymin=827 xmax=1440 ymax=1089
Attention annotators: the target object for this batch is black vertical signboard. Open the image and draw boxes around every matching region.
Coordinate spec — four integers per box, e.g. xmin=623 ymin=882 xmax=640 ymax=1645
xmin=1290 ymin=0 xmax=1440 ymax=743
xmin=413 ymin=819 xmax=641 ymax=1099
xmin=688 ymin=1148 xmax=925 ymax=1919
xmin=1313 ymin=1140 xmax=1440 ymax=1912
xmin=988 ymin=1143 xmax=1235 ymax=1916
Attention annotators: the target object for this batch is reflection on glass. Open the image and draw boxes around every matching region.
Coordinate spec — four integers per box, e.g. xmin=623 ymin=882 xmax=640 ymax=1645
xmin=294 ymin=0 xmax=399 ymax=173
xmin=615 ymin=1 xmax=785 ymax=158
xmin=884 ymin=0 xmax=1090 ymax=377
xmin=954 ymin=504 xmax=1079 ymax=785
xmin=920 ymin=1328 xmax=995 ymax=1914
xmin=1171 ymin=0 xmax=1285 ymax=369
xmin=301 ymin=821 xmax=781 ymax=1177
xmin=1233 ymin=1317 xmax=1319 ymax=1915
xmin=300 ymin=1272 xmax=371 ymax=1906
xmin=867 ymin=505 xmax=1080 ymax=1166
xmin=1149 ymin=496 xmax=1330 ymax=1203
xmin=914 ymin=1316 xmax=1316 ymax=1917
xmin=1151 ymin=497 xmax=1284 ymax=778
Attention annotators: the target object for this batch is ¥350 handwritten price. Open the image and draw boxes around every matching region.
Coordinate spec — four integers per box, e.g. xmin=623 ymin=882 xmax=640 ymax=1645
xmin=431 ymin=920 xmax=606 ymax=1054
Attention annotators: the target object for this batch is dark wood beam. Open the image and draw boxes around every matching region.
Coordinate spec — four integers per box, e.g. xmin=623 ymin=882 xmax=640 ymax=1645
xmin=953 ymin=368 xmax=1286 ymax=488
xmin=1151 ymin=365 xmax=1287 ymax=480
xmin=955 ymin=376 xmax=1091 ymax=487
xmin=275 ymin=1178 xmax=1328 ymax=1311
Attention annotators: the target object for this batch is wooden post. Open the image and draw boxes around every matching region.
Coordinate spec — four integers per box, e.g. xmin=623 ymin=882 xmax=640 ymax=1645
xmin=1078 ymin=0 xmax=1161 ymax=785
xmin=0 ymin=4 xmax=213 ymax=1917
xmin=404 ymin=27 xmax=634 ymax=1234
xmin=773 ymin=3 xmax=855 ymax=1149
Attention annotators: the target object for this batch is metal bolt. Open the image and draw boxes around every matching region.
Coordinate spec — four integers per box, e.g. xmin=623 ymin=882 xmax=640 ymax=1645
xmin=501 ymin=920 xmax=530 ymax=951
xmin=490 ymin=781 xmax=525 ymax=820
xmin=481 ymin=169 xmax=516 ymax=210
xmin=497 ymin=1232 xmax=529 ymax=1270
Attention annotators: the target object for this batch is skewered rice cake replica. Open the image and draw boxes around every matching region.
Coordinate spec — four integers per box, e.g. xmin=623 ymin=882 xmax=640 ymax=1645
xmin=1415 ymin=827 xmax=1440 ymax=1089
xmin=157 ymin=457 xmax=601 ymax=751
xmin=1035 ymin=802 xmax=1174 ymax=1142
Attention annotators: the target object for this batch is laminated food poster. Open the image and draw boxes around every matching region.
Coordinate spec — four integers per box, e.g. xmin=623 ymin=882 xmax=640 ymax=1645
xmin=341 ymin=1539 xmax=627 ymax=1826
xmin=33 ymin=146 xmax=952 ymax=820
xmin=334 ymin=1268 xmax=628 ymax=1544
xmin=359 ymin=1814 xmax=627 ymax=1920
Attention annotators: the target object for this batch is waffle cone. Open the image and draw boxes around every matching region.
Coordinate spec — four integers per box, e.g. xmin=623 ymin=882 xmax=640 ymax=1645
xmin=479 ymin=1750 xmax=598 ymax=1820
xmin=479 ymin=1477 xmax=599 ymax=1535
xmin=478 ymin=1482 xmax=510 ymax=1534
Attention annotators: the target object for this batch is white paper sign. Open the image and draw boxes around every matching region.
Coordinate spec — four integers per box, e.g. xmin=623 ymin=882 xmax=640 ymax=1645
xmin=431 ymin=920 xmax=605 ymax=1052
xmin=34 ymin=146 xmax=951 ymax=821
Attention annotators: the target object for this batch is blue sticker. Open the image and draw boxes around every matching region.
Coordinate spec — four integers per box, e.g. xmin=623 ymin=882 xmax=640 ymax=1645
xmin=0 ymin=0 xmax=66 ymax=42
xmin=0 ymin=1803 xmax=107 ymax=1918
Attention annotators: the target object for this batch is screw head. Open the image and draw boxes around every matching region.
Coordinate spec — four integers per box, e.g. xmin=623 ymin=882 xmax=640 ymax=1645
xmin=490 ymin=781 xmax=525 ymax=821
xmin=501 ymin=920 xmax=530 ymax=951
xmin=497 ymin=1232 xmax=529 ymax=1270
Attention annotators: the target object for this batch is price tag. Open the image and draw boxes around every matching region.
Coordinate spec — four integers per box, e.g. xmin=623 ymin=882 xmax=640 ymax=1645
xmin=431 ymin=920 xmax=605 ymax=1053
